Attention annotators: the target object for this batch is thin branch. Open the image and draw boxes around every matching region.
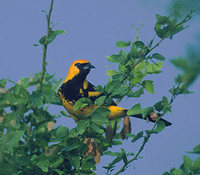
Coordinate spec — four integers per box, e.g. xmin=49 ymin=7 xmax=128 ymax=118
xmin=113 ymin=81 xmax=183 ymax=175
xmin=39 ymin=0 xmax=54 ymax=92
xmin=117 ymin=10 xmax=193 ymax=105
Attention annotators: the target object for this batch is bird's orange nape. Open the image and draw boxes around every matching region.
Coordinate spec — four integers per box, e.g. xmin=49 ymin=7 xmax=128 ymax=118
xmin=64 ymin=59 xmax=91 ymax=82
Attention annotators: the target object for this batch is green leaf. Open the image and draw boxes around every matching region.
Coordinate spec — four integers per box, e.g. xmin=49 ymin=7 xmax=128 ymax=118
xmin=162 ymin=172 xmax=170 ymax=175
xmin=131 ymin=71 xmax=144 ymax=85
xmin=107 ymin=54 xmax=120 ymax=63
xmin=105 ymin=80 xmax=121 ymax=94
xmin=183 ymin=155 xmax=193 ymax=169
xmin=162 ymin=96 xmax=172 ymax=113
xmin=175 ymin=75 xmax=183 ymax=84
xmin=154 ymin=101 xmax=163 ymax=112
xmin=142 ymin=80 xmax=154 ymax=94
xmin=65 ymin=138 xmax=82 ymax=152
xmin=91 ymin=123 xmax=104 ymax=133
xmin=50 ymin=158 xmax=64 ymax=168
xmin=105 ymin=156 xmax=122 ymax=170
xmin=94 ymin=96 xmax=106 ymax=106
xmin=76 ymin=120 xmax=89 ymax=135
xmin=116 ymin=41 xmax=131 ymax=48
xmin=37 ymin=159 xmax=49 ymax=172
xmin=128 ymin=43 xmax=140 ymax=58
xmin=171 ymin=57 xmax=188 ymax=70
xmin=135 ymin=41 xmax=145 ymax=48
xmin=153 ymin=121 xmax=166 ymax=133
xmin=73 ymin=98 xmax=92 ymax=111
xmin=142 ymin=106 xmax=154 ymax=118
xmin=121 ymin=148 xmax=128 ymax=164
xmin=172 ymin=168 xmax=183 ymax=175
xmin=0 ymin=79 xmax=6 ymax=88
xmin=154 ymin=96 xmax=171 ymax=113
xmin=145 ymin=62 xmax=163 ymax=74
xmin=56 ymin=126 xmax=69 ymax=139
xmin=191 ymin=157 xmax=200 ymax=172
xmin=154 ymin=24 xmax=165 ymax=38
xmin=111 ymin=86 xmax=129 ymax=98
xmin=60 ymin=110 xmax=71 ymax=118
xmin=81 ymin=156 xmax=96 ymax=171
xmin=127 ymin=87 xmax=144 ymax=98
xmin=145 ymin=130 xmax=153 ymax=135
xmin=169 ymin=25 xmax=188 ymax=38
xmin=104 ymin=151 xmax=121 ymax=157
xmin=53 ymin=169 xmax=64 ymax=175
xmin=112 ymin=140 xmax=122 ymax=145
xmin=54 ymin=30 xmax=66 ymax=35
xmin=1 ymin=131 xmax=24 ymax=155
xmin=0 ymin=163 xmax=17 ymax=175
xmin=156 ymin=14 xmax=168 ymax=24
xmin=39 ymin=30 xmax=66 ymax=45
xmin=91 ymin=107 xmax=110 ymax=125
xmin=119 ymin=51 xmax=128 ymax=65
xmin=31 ymin=91 xmax=43 ymax=106
xmin=33 ymin=44 xmax=39 ymax=46
xmin=152 ymin=53 xmax=166 ymax=61
xmin=127 ymin=103 xmax=142 ymax=116
xmin=131 ymin=131 xmax=143 ymax=143
xmin=106 ymin=69 xmax=118 ymax=76
xmin=193 ymin=144 xmax=200 ymax=154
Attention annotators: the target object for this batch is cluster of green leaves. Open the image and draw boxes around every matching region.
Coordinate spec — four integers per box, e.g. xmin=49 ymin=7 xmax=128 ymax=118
xmin=104 ymin=13 xmax=191 ymax=118
xmin=67 ymin=12 xmax=193 ymax=174
xmin=0 ymin=1 xmax=195 ymax=174
xmin=163 ymin=144 xmax=200 ymax=175
xmin=170 ymin=39 xmax=200 ymax=89
xmin=0 ymin=72 xmax=104 ymax=174
xmin=0 ymin=73 xmax=68 ymax=175
xmin=167 ymin=0 xmax=200 ymax=19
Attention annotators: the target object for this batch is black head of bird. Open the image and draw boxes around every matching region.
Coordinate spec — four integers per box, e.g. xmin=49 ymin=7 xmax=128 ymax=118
xmin=64 ymin=59 xmax=95 ymax=83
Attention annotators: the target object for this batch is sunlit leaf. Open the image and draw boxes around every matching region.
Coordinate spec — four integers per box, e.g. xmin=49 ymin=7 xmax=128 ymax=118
xmin=73 ymin=98 xmax=92 ymax=111
xmin=134 ymin=41 xmax=145 ymax=48
xmin=91 ymin=107 xmax=110 ymax=125
xmin=94 ymin=96 xmax=107 ymax=106
xmin=31 ymin=91 xmax=43 ymax=106
xmin=107 ymin=54 xmax=120 ymax=63
xmin=91 ymin=123 xmax=104 ymax=133
xmin=131 ymin=131 xmax=143 ymax=143
xmin=39 ymin=30 xmax=66 ymax=45
xmin=76 ymin=120 xmax=89 ymax=135
xmin=127 ymin=103 xmax=142 ymax=116
xmin=116 ymin=41 xmax=131 ymax=48
xmin=104 ymin=151 xmax=121 ymax=157
xmin=106 ymin=70 xmax=118 ymax=76
xmin=152 ymin=53 xmax=165 ymax=61
xmin=56 ymin=126 xmax=69 ymax=139
xmin=183 ymin=155 xmax=193 ymax=169
xmin=142 ymin=106 xmax=154 ymax=118
xmin=142 ymin=80 xmax=154 ymax=94
xmin=153 ymin=121 xmax=166 ymax=133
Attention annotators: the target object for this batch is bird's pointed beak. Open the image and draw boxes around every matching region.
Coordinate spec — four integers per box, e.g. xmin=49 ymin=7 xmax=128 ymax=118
xmin=89 ymin=63 xmax=95 ymax=69
xmin=83 ymin=63 xmax=95 ymax=70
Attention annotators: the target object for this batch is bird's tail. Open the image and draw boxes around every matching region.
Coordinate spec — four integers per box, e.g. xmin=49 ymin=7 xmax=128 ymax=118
xmin=129 ymin=113 xmax=172 ymax=126
xmin=107 ymin=106 xmax=172 ymax=126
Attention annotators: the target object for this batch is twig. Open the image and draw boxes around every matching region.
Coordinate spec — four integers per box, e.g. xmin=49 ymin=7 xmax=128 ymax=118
xmin=39 ymin=0 xmax=54 ymax=92
xmin=113 ymin=80 xmax=183 ymax=175
xmin=113 ymin=121 xmax=158 ymax=175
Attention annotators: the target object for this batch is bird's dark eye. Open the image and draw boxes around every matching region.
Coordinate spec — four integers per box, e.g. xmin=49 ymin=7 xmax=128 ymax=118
xmin=75 ymin=63 xmax=81 ymax=68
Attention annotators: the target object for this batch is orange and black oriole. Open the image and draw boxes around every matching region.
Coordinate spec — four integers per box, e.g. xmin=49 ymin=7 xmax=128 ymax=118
xmin=58 ymin=59 xmax=171 ymax=129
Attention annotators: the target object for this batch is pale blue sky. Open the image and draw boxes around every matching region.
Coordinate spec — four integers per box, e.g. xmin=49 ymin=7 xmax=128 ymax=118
xmin=0 ymin=0 xmax=200 ymax=174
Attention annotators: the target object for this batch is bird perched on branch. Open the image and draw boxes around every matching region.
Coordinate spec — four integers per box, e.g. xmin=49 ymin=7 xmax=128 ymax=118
xmin=58 ymin=59 xmax=171 ymax=138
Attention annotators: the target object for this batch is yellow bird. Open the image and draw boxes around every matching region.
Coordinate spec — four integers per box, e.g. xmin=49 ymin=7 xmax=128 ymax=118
xmin=58 ymin=59 xmax=171 ymax=126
